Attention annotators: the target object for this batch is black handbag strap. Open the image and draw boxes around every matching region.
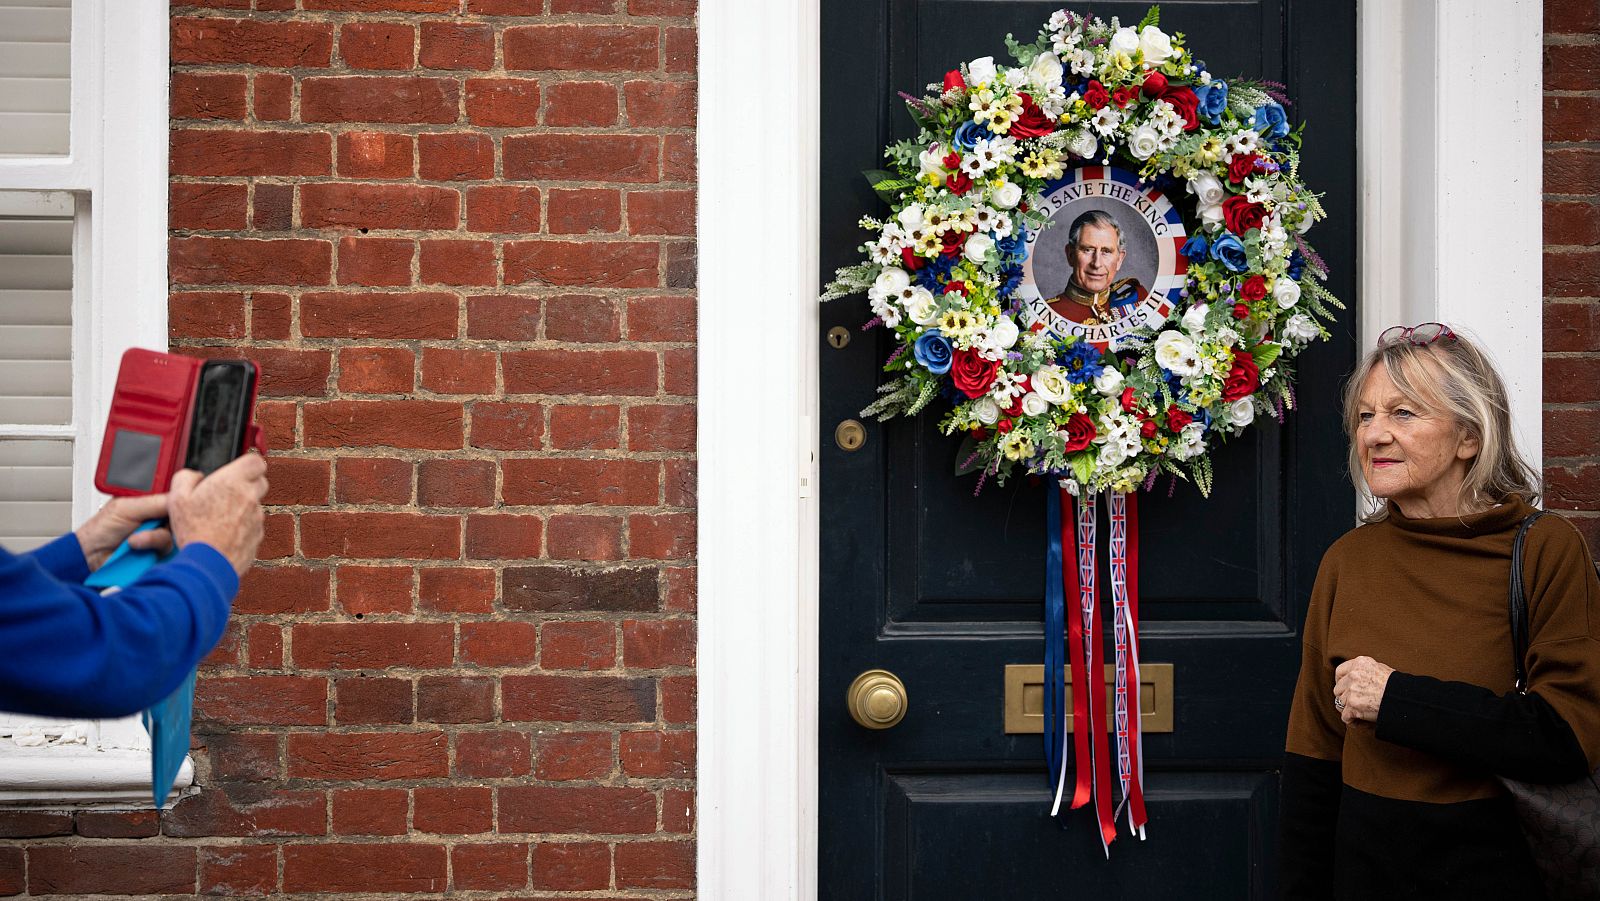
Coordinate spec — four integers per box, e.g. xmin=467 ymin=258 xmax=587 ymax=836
xmin=1509 ymin=511 xmax=1549 ymax=693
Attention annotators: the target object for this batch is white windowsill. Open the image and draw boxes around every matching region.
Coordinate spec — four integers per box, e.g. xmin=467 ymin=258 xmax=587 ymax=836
xmin=0 ymin=745 xmax=194 ymax=808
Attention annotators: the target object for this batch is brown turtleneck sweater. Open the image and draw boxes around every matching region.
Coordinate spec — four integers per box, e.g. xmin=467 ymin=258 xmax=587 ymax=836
xmin=1280 ymin=497 xmax=1600 ymax=901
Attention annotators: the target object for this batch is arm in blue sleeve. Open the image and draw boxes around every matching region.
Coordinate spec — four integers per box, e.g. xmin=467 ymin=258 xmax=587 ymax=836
xmin=0 ymin=542 xmax=238 ymax=718
xmin=23 ymin=533 xmax=91 ymax=585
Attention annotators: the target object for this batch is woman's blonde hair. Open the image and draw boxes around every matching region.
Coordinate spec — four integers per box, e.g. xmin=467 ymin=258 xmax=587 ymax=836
xmin=1341 ymin=327 xmax=1541 ymax=522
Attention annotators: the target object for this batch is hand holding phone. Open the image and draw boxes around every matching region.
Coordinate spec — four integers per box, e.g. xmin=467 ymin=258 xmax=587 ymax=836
xmin=169 ymin=454 xmax=269 ymax=578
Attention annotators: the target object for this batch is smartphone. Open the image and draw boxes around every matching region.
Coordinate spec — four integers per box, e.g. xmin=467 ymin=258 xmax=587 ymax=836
xmin=183 ymin=360 xmax=258 ymax=475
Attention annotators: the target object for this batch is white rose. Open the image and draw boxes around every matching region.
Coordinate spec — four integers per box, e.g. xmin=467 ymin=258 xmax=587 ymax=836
xmin=1295 ymin=210 xmax=1315 ymax=234
xmin=1031 ymin=365 xmax=1071 ymax=404
xmin=874 ymin=266 xmax=910 ymax=296
xmin=1138 ymin=25 xmax=1175 ymax=65
xmin=1273 ymin=277 xmax=1301 ymax=309
xmin=904 ymin=289 xmax=939 ymax=326
xmin=1198 ymin=201 xmax=1226 ymax=233
xmin=1153 ymin=329 xmax=1201 ymax=376
xmin=1098 ymin=439 xmax=1130 ymax=469
xmin=1020 ymin=392 xmax=1050 ymax=418
xmin=896 ymin=203 xmax=925 ymax=230
xmin=1187 ymin=172 xmax=1225 ymax=206
xmin=963 ymin=233 xmax=995 ymax=264
xmin=988 ymin=314 xmax=1019 ymax=349
xmin=1093 ymin=366 xmax=1124 ymax=396
xmin=1226 ymin=397 xmax=1255 ymax=428
xmin=1065 ymin=128 xmax=1099 ymax=160
xmin=967 ymin=55 xmax=997 ymax=86
xmin=992 ymin=180 xmax=1024 ymax=209
xmin=918 ymin=145 xmax=945 ymax=179
xmin=1028 ymin=51 xmax=1064 ymax=92
xmin=1181 ymin=303 xmax=1209 ymax=334
xmin=970 ymin=395 xmax=1001 ymax=426
xmin=1128 ymin=124 xmax=1161 ymax=160
xmin=1285 ymin=313 xmax=1320 ymax=343
xmin=1109 ymin=26 xmax=1140 ymax=57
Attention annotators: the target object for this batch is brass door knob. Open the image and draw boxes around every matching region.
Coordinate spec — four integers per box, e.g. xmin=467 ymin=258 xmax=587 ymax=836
xmin=847 ymin=669 xmax=907 ymax=730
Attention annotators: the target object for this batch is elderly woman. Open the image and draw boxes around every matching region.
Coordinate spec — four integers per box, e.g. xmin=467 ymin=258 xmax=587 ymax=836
xmin=1279 ymin=324 xmax=1600 ymax=900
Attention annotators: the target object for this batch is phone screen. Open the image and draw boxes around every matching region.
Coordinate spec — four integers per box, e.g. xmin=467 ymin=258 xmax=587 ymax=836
xmin=184 ymin=361 xmax=255 ymax=475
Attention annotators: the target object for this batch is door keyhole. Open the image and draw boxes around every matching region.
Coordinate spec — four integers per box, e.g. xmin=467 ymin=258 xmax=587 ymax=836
xmin=827 ymin=326 xmax=851 ymax=349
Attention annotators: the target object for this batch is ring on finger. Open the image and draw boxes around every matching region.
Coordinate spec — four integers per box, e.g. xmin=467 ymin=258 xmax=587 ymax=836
xmin=1333 ymin=697 xmax=1345 ymax=711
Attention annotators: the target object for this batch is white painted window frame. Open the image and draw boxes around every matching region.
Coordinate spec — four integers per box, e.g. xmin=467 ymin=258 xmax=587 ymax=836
xmin=0 ymin=0 xmax=178 ymax=807
xmin=699 ymin=0 xmax=1543 ymax=897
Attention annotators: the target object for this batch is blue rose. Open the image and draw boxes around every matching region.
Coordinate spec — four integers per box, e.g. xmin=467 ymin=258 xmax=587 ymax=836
xmin=1210 ymin=233 xmax=1249 ymax=273
xmin=952 ymin=120 xmax=995 ymax=151
xmin=1180 ymin=233 xmax=1209 ymax=261
xmin=1195 ymin=80 xmax=1228 ymax=125
xmin=914 ymin=330 xmax=954 ymax=375
xmin=1287 ymin=249 xmax=1307 ymax=280
xmin=1252 ymin=100 xmax=1290 ymax=139
xmin=1058 ymin=339 xmax=1104 ymax=384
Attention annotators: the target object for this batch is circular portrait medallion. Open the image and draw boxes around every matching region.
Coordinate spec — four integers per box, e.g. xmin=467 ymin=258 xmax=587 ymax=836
xmin=1019 ymin=166 xmax=1188 ymax=347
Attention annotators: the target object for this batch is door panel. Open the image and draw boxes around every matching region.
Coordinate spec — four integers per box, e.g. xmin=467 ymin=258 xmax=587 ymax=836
xmin=819 ymin=1 xmax=1357 ymax=898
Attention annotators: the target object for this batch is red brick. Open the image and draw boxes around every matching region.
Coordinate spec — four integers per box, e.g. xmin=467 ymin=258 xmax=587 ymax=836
xmin=74 ymin=809 xmax=160 ymax=838
xmin=165 ymin=788 xmax=326 ymax=838
xmin=250 ymin=291 xmax=292 ymax=340
xmin=662 ymin=673 xmax=694 ymax=722
xmin=302 ymin=76 xmax=459 ymax=125
xmin=541 ymin=620 xmax=616 ymax=670
xmin=623 ymin=618 xmax=694 ymax=669
xmin=632 ymin=0 xmax=696 ymax=12
xmin=336 ymin=238 xmax=415 ymax=289
xmin=419 ymin=132 xmax=494 ymax=181
xmin=196 ymin=675 xmax=327 ymax=726
xmin=504 ymin=24 xmax=658 ymax=71
xmin=420 ymin=566 xmax=497 ymax=613
xmin=282 ymin=844 xmax=447 ymax=894
xmin=301 ymin=511 xmax=462 ymax=558
xmin=420 ymin=239 xmax=497 ymax=286
xmin=295 ymin=622 xmax=454 ymax=670
xmin=467 ymin=513 xmax=544 ymax=559
xmin=339 ymin=346 xmax=415 ymax=394
xmin=253 ymin=182 xmax=294 ymax=230
xmin=1547 ymin=301 xmax=1600 ymax=352
xmin=1548 ymin=464 xmax=1600 ymax=508
xmin=236 ymin=565 xmax=331 ymax=615
xmin=532 ymin=733 xmax=613 ymax=780
xmin=467 ymin=186 xmax=541 ymax=233
xmin=242 ymin=347 xmax=334 ymax=396
xmin=417 ymin=458 xmax=497 ymax=507
xmin=547 ymin=513 xmax=624 ymax=560
xmin=663 ymin=564 xmax=696 ymax=612
xmin=170 ymin=183 xmax=248 ymax=232
xmin=503 ymin=674 xmax=654 ymax=722
xmin=335 ymin=456 xmax=415 ymax=505
xmin=29 ymin=845 xmax=196 ymax=894
xmin=503 ymin=457 xmax=658 ymax=505
xmin=338 ymin=564 xmax=414 ymax=615
xmin=628 ymin=189 xmax=695 ymax=236
xmin=205 ymin=732 xmax=281 ymax=783
xmin=504 ymin=134 xmax=659 ymax=183
xmin=248 ymin=621 xmax=285 ymax=668
xmin=545 ymin=405 xmax=618 ymax=451
xmin=258 ymin=511 xmax=297 ymax=559
xmin=553 ymin=0 xmax=619 ymax=10
xmin=332 ymin=787 xmax=408 ymax=835
xmin=544 ymin=80 xmax=618 ymax=126
xmin=625 ymin=80 xmax=696 ymax=127
xmin=469 ymin=0 xmax=542 ymax=12
xmin=452 ymin=843 xmax=529 ymax=892
xmin=200 ymin=845 xmax=278 ymax=896
xmin=0 ymin=811 xmax=70 ymax=838
xmin=420 ymin=21 xmax=494 ymax=71
xmin=1547 ymin=249 xmax=1600 ymax=298
xmin=460 ymin=621 xmax=538 ymax=666
xmin=627 ymin=295 xmax=695 ymax=342
xmin=1548 ymin=0 xmax=1600 ymax=34
xmin=465 ymin=77 xmax=542 ymax=127
xmin=664 ymin=240 xmax=694 ymax=289
xmin=470 ymin=400 xmax=545 ymax=449
xmin=548 ymin=188 xmax=621 ymax=235
xmin=1546 ymin=42 xmax=1600 ymax=93
xmin=421 ymin=346 xmax=498 ymax=395
xmin=254 ymin=72 xmax=293 ymax=121
xmin=306 ymin=0 xmax=457 ymax=8
xmin=172 ymin=129 xmax=331 ymax=177
xmin=418 ymin=676 xmax=495 ymax=724
xmin=334 ymin=675 xmax=413 ymax=725
xmin=338 ymin=131 xmax=415 ymax=179
xmin=504 ymin=348 xmax=655 ymax=394
xmin=172 ymin=17 xmax=333 ymax=67
xmin=1548 ymin=148 xmax=1600 ymax=195
xmin=288 ymin=731 xmax=450 ymax=780
xmin=502 ymin=564 xmax=660 ymax=613
xmin=203 ymin=620 xmax=243 ymax=668
xmin=663 ymin=786 xmax=694 ymax=832
xmin=505 ymin=240 xmax=659 ymax=288
xmin=340 ymin=22 xmax=414 ymax=70
xmin=170 ymin=289 xmax=247 ymax=337
xmin=263 ymin=457 xmax=331 ymax=506
xmin=663 ymin=345 xmax=695 ymax=394
xmin=615 ymin=840 xmax=694 ymax=889
xmin=466 ymin=293 xmax=541 ymax=339
xmin=665 ymin=24 xmax=696 ymax=73
xmin=302 ymin=183 xmax=460 ymax=230
xmin=413 ymin=786 xmax=493 ymax=834
xmin=1547 ymin=95 xmax=1600 ymax=143
xmin=455 ymin=731 xmax=533 ymax=778
xmin=628 ymin=403 xmax=694 ymax=451
xmin=171 ymin=72 xmax=247 ymax=120
xmin=531 ymin=841 xmax=610 ymax=890
xmin=499 ymin=785 xmax=654 ymax=833
xmin=1546 ymin=408 xmax=1600 ymax=458
xmin=305 ymin=397 xmax=463 ymax=447
xmin=629 ymin=511 xmax=695 ymax=559
xmin=171 ymin=236 xmax=331 ymax=286
xmin=1545 ymin=200 xmax=1600 ymax=247
xmin=664 ymin=131 xmax=695 ymax=181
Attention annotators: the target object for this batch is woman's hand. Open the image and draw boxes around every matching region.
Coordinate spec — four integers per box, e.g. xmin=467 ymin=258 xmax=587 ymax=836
xmin=1333 ymin=656 xmax=1394 ymax=724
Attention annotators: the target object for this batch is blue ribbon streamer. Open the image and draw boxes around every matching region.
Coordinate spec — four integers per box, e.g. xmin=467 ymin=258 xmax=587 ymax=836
xmin=1044 ymin=488 xmax=1066 ymax=795
xmin=84 ymin=521 xmax=190 ymax=808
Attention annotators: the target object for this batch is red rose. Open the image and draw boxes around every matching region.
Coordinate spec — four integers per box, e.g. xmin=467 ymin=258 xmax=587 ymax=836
xmin=1239 ymin=275 xmax=1268 ymax=303
xmin=944 ymin=69 xmax=966 ymax=92
xmin=942 ymin=151 xmax=962 ymax=170
xmin=1112 ymin=85 xmax=1140 ymax=108
xmin=1222 ymin=195 xmax=1266 ymax=234
xmin=1232 ymin=302 xmax=1250 ymax=319
xmin=1120 ymin=386 xmax=1137 ymax=413
xmin=1004 ymin=394 xmax=1026 ymax=417
xmin=1139 ymin=418 xmax=1158 ymax=440
xmin=1083 ymin=80 xmax=1109 ymax=110
xmin=940 ymin=231 xmax=964 ymax=258
xmin=1161 ymin=86 xmax=1200 ymax=131
xmin=951 ymin=348 xmax=1000 ymax=398
xmin=1221 ymin=349 xmax=1261 ymax=402
xmin=1010 ymin=93 xmax=1056 ymax=138
xmin=946 ymin=172 xmax=974 ymax=196
xmin=997 ymin=419 xmax=1014 ymax=434
xmin=900 ymin=247 xmax=926 ymax=270
xmin=969 ymin=425 xmax=987 ymax=439
xmin=1142 ymin=72 xmax=1168 ymax=97
xmin=1227 ymin=153 xmax=1259 ymax=184
xmin=944 ymin=280 xmax=967 ymax=295
xmin=1062 ymin=413 xmax=1096 ymax=452
xmin=1166 ymin=405 xmax=1194 ymax=432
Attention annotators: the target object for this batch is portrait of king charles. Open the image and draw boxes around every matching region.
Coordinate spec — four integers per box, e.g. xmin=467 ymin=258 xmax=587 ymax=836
xmin=1046 ymin=209 xmax=1148 ymax=326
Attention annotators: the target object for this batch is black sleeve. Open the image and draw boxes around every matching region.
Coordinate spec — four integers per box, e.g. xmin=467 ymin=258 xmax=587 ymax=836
xmin=1278 ymin=752 xmax=1340 ymax=901
xmin=1374 ymin=671 xmax=1591 ymax=783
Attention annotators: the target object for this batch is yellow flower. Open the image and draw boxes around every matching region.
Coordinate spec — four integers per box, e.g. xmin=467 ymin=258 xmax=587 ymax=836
xmin=1196 ymin=137 xmax=1224 ymax=165
xmin=914 ymin=232 xmax=941 ymax=256
xmin=939 ymin=309 xmax=977 ymax=336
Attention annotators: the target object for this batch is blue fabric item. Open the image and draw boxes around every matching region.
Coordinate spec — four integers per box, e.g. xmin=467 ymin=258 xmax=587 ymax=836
xmin=1044 ymin=488 xmax=1066 ymax=793
xmin=0 ymin=536 xmax=237 ymax=719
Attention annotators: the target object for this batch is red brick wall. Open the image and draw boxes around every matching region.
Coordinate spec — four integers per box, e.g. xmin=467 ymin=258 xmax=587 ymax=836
xmin=1546 ymin=0 xmax=1600 ymax=544
xmin=1 ymin=1 xmax=697 ymax=896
